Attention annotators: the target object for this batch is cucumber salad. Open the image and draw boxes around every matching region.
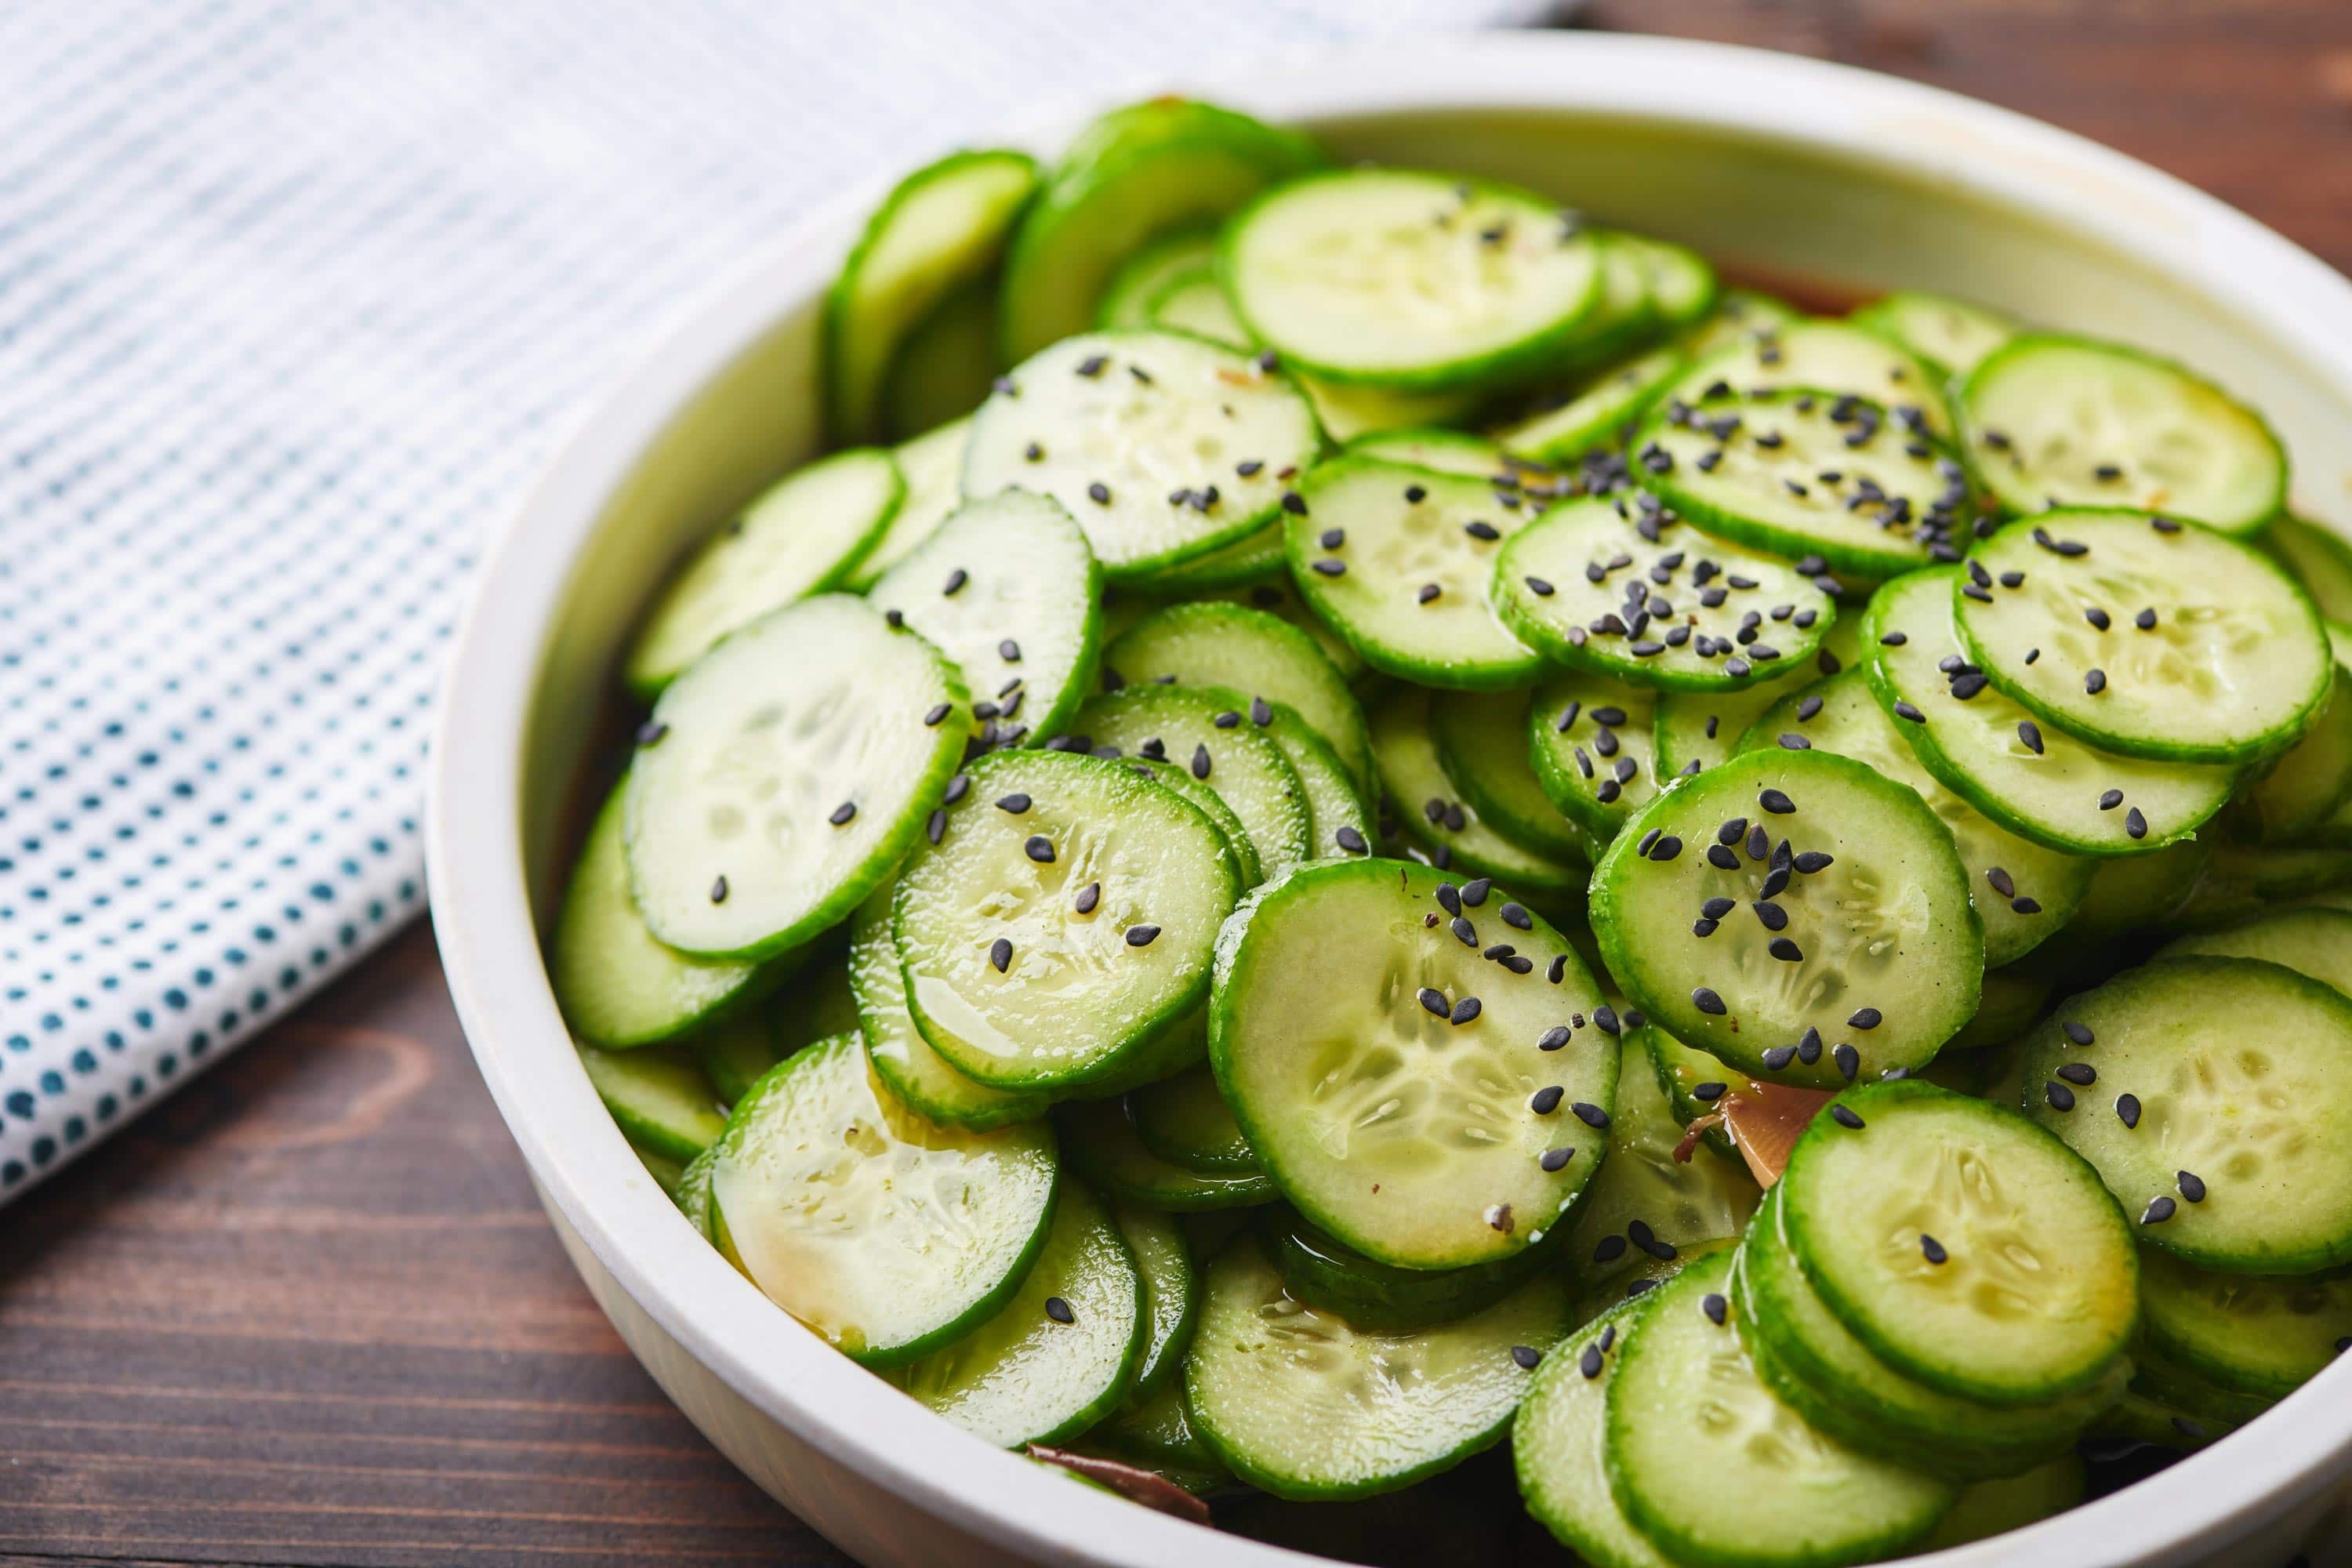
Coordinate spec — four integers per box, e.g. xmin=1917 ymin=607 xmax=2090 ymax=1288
xmin=554 ymin=93 xmax=2352 ymax=1565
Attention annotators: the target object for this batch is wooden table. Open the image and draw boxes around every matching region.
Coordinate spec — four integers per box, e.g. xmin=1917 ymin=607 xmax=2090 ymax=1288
xmin=6 ymin=5 xmax=2350 ymax=1564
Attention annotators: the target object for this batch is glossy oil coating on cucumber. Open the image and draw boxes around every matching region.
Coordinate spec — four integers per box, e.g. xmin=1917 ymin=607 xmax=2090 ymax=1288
xmin=1255 ymin=713 xmax=1372 ymax=864
xmin=1130 ymin=1062 xmax=1257 ymax=1175
xmin=1664 ymin=319 xmax=1952 ymax=437
xmin=1112 ymin=1200 xmax=1200 ymax=1400
xmin=2158 ymin=906 xmax=2352 ymax=998
xmin=1074 ymin=683 xmax=1311 ymax=877
xmin=709 ymin=1033 xmax=1057 ymax=1367
xmin=1370 ymin=686 xmax=1586 ymax=894
xmin=1849 ymin=290 xmax=2017 ymax=381
xmin=1432 ymin=685 xmax=1597 ymax=865
xmin=1513 ymin=1297 xmax=1675 ymax=1568
xmin=693 ymin=1008 xmax=785 ymax=1108
xmin=847 ymin=416 xmax=968 ymax=590
xmin=1113 ymin=753 xmax=1264 ymax=887
xmin=1591 ymin=748 xmax=1983 ymax=1087
xmin=2136 ymin=1245 xmax=2352 ymax=1400
xmin=1211 ymin=857 xmax=1613 ymax=1270
xmin=1653 ymin=614 xmax=1864 ymax=781
xmin=1054 ymin=1096 xmax=1275 ymax=1212
xmin=2247 ymin=660 xmax=2352 ymax=842
xmin=848 ymin=886 xmax=1044 ymax=1131
xmin=1260 ymin=1206 xmax=1563 ymax=1334
xmin=1523 ymin=672 xmax=1660 ymax=847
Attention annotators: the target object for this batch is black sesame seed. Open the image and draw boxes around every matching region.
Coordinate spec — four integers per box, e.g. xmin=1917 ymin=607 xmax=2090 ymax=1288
xmin=2085 ymin=669 xmax=2107 ymax=695
xmin=1025 ymin=835 xmax=1055 ymax=864
xmin=1762 ymin=1045 xmax=1797 ymax=1070
xmin=1280 ymin=490 xmax=1308 ymax=516
xmin=1693 ymin=987 xmax=1727 ymax=1016
xmin=1580 ymin=1344 xmax=1606 ymax=1380
xmin=1573 ymin=1101 xmax=1611 ymax=1130
xmin=1769 ymin=936 xmax=1803 ymax=962
xmin=1191 ymin=744 xmax=1211 ymax=780
xmin=1702 ymin=1292 xmax=1730 ymax=1326
xmin=1311 ymin=557 xmax=1345 ymax=577
xmin=996 ymin=793 xmax=1032 ymax=815
xmin=1797 ymin=1025 xmax=1823 ymax=1065
xmin=1752 ymin=901 xmax=1788 ymax=932
xmin=1692 ymin=917 xmax=1720 ymax=937
xmin=1044 ymin=1296 xmax=1075 ymax=1324
xmin=1452 ymin=916 xmax=1478 ymax=947
xmin=1501 ymin=902 xmax=1533 ymax=930
xmin=2045 ymin=1081 xmax=2077 ymax=1112
xmin=1716 ymin=817 xmax=1748 ymax=846
xmin=2013 ymin=896 xmax=2042 ymax=914
xmin=2136 ymin=608 xmax=2158 ymax=630
xmin=1778 ymin=733 xmax=1812 ymax=751
xmin=1126 ymin=925 xmax=1160 ymax=948
xmin=1760 ymin=788 xmax=1795 ymax=815
xmin=1833 ymin=1044 xmax=1860 ymax=1081
xmin=1921 ymin=1235 xmax=1948 ymax=1265
xmin=1073 ymin=882 xmax=1101 ymax=915
xmin=1747 ymin=824 xmax=1771 ymax=861
xmin=1538 ymin=1025 xmax=1570 ymax=1051
xmin=1831 ymin=1105 xmax=1866 ymax=1130
xmin=1548 ymin=955 xmax=1566 ymax=984
xmin=2177 ymin=1171 xmax=2207 ymax=1203
xmin=2018 ymin=720 xmax=2045 ymax=754
xmin=926 ymin=808 xmax=946 ymax=844
xmin=1450 ymin=997 xmax=1483 ymax=1026
xmin=989 ymin=938 xmax=1013 ymax=972
xmin=1538 ymin=1149 xmax=1574 ymax=1174
xmin=1792 ymin=851 xmax=1834 ymax=874
xmin=1418 ymin=987 xmax=1450 ymax=1018
xmin=829 ymin=801 xmax=858 ymax=826
xmin=2085 ymin=606 xmax=2112 ymax=631
xmin=1335 ymin=826 xmax=1368 ymax=854
xmin=2056 ymin=1062 xmax=2096 ymax=1086
xmin=2125 ymin=807 xmax=2147 ymax=840
xmin=2116 ymin=1093 xmax=2141 ymax=1128
xmin=636 ymin=720 xmax=670 ymax=747
xmin=1693 ymin=1081 xmax=1728 ymax=1102
xmin=1531 ymin=1086 xmax=1566 ymax=1115
xmin=1650 ymin=834 xmax=1684 ymax=862
xmin=2142 ymin=1196 xmax=2177 ymax=1225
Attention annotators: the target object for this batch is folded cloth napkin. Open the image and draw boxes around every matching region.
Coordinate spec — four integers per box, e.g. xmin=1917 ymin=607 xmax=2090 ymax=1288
xmin=0 ymin=0 xmax=1566 ymax=1199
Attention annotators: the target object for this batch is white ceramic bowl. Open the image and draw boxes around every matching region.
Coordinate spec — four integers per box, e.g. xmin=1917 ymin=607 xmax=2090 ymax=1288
xmin=428 ymin=31 xmax=2352 ymax=1567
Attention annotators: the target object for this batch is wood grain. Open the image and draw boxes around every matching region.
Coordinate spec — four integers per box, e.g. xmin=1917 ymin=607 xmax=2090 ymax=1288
xmin=6 ymin=5 xmax=2350 ymax=1565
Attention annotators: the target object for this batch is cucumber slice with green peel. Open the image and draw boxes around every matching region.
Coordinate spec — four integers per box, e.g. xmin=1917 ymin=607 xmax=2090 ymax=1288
xmin=578 ymin=1044 xmax=728 ymax=1163
xmin=1210 ymin=855 xmax=1613 ymax=1269
xmin=1370 ymin=686 xmax=1586 ymax=893
xmin=2173 ymin=845 xmax=2352 ymax=929
xmin=1073 ymin=683 xmax=1312 ymax=877
xmin=626 ymin=595 xmax=967 ymax=959
xmin=824 ymin=149 xmax=1038 ymax=447
xmin=966 ymin=330 xmax=1319 ymax=583
xmin=847 ymin=416 xmax=967 ymax=590
xmin=2139 ymin=1245 xmax=2352 ymax=1400
xmin=1287 ymin=455 xmax=1545 ymax=691
xmin=1146 ymin=268 xmax=1250 ymax=351
xmin=1617 ymin=234 xmax=1717 ymax=331
xmin=869 ymin=489 xmax=1103 ymax=750
xmin=672 ymin=1144 xmax=716 ymax=1236
xmin=1299 ymin=374 xmax=1479 ymax=444
xmin=1959 ymin=336 xmax=2287 ymax=535
xmin=553 ymin=779 xmax=775 ymax=1047
xmin=1495 ymin=347 xmax=1682 ymax=465
xmin=1116 ymin=523 xmax=1285 ymax=595
xmin=710 ymin=1033 xmax=1058 ymax=1367
xmin=1944 ymin=962 xmax=2053 ymax=1055
xmin=1524 ymin=670 xmax=1659 ymax=845
xmin=2159 ymin=906 xmax=2352 ymax=997
xmin=1492 ymin=496 xmax=1836 ymax=691
xmin=1079 ymin=1382 xmax=1229 ymax=1493
xmin=633 ymin=1143 xmax=687 ymax=1197
xmin=1346 ymin=425 xmax=1508 ymax=478
xmin=2101 ymin=1385 xmax=2238 ymax=1452
xmin=2262 ymin=514 xmax=2352 ymax=622
xmin=892 ymin=1180 xmax=1145 ymax=1446
xmin=2132 ymin=1335 xmax=2277 ymax=1428
xmin=1201 ymin=577 xmax=1367 ymax=681
xmin=1952 ymin=509 xmax=2332 ymax=764
xmin=1911 ymin=1455 xmax=2086 ymax=1553
xmin=1665 ymin=320 xmax=1952 ymax=437
xmin=770 ymin=945 xmax=862 ymax=1058
xmin=1222 ymin=169 xmax=1605 ymax=393
xmin=1554 ymin=232 xmax=1657 ymax=371
xmin=893 ymin=747 xmax=1242 ymax=1092
xmin=1513 ymin=1296 xmax=1675 ymax=1568
xmin=1260 ymin=1206 xmax=1565 ymax=1334
xmin=624 ymin=449 xmax=904 ymax=695
xmin=2024 ymin=956 xmax=2352 ymax=1272
xmin=1099 ymin=230 xmax=1218 ymax=331
xmin=1779 ymin=1080 xmax=2139 ymax=1405
xmin=1112 ymin=1201 xmax=1200 ymax=1400
xmin=1055 ymin=1096 xmax=1277 ymax=1210
xmin=2067 ymin=836 xmax=2212 ymax=942
xmin=1737 ymin=668 xmax=2091 ymax=966
xmin=1000 ymin=98 xmax=1324 ymax=363
xmin=1431 ymin=684 xmax=1596 ymax=863
xmin=879 ymin=279 xmax=997 ymax=443
xmin=1103 ymin=601 xmax=1372 ymax=793
xmin=1641 ymin=388 xmax=1971 ymax=580
xmin=1849 ymin=291 xmax=2018 ymax=382
xmin=2249 ymin=667 xmax=2352 ymax=841
xmin=1130 ymin=1062 xmax=1257 ymax=1175
xmin=692 ymin=1009 xmax=785 ymax=1107
xmin=1114 ymin=754 xmax=1263 ymax=886
xmin=1183 ymin=1233 xmax=1572 ymax=1501
xmin=1259 ymin=714 xmax=1373 ymax=862
xmin=1679 ymin=287 xmax=1802 ymax=361
xmin=1651 ymin=612 xmax=1863 ymax=779
xmin=1568 ymin=1030 xmax=1760 ymax=1289
xmin=1590 ymin=747 xmax=1984 ymax=1087
xmin=1573 ymin=1236 xmax=1736 ymax=1327
xmin=1861 ymin=568 xmax=2238 ymax=855
xmin=1605 ymin=1250 xmax=1956 ymax=1568
xmin=850 ymin=887 xmax=1045 ymax=1131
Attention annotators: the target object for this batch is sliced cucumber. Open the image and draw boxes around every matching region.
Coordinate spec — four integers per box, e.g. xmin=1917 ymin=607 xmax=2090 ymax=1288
xmin=1433 ymin=685 xmax=1595 ymax=863
xmin=672 ymin=1143 xmax=716 ymax=1236
xmin=1000 ymin=98 xmax=1323 ymax=362
xmin=2263 ymin=514 xmax=2352 ymax=622
xmin=626 ymin=595 xmax=966 ymax=959
xmin=2132 ymin=1334 xmax=2276 ymax=1428
xmin=1074 ymin=682 xmax=1312 ymax=877
xmin=1184 ymin=1233 xmax=1571 ymax=1500
xmin=1370 ymin=685 xmax=1585 ymax=893
xmin=624 ymin=449 xmax=903 ymax=695
xmin=894 ymin=1180 xmax=1145 ymax=1446
xmin=1201 ymin=577 xmax=1365 ymax=681
xmin=1346 ymin=426 xmax=1507 ymax=478
xmin=1261 ymin=1206 xmax=1563 ymax=1334
xmin=1524 ymin=670 xmax=1659 ymax=845
xmin=2067 ymin=836 xmax=2212 ymax=942
xmin=1099 ymin=230 xmax=1217 ymax=330
xmin=1078 ymin=1381 xmax=1230 ymax=1493
xmin=1287 ymin=454 xmax=1544 ymax=690
xmin=824 ymin=149 xmax=1037 ymax=446
xmin=1953 ymin=509 xmax=2332 ymax=764
xmin=1555 ymin=232 xmax=1658 ymax=371
xmin=2100 ymin=1385 xmax=2239 ymax=1453
xmin=2249 ymin=663 xmax=2352 ymax=841
xmin=1666 ymin=320 xmax=1952 ymax=437
xmin=879 ymin=279 xmax=997 ymax=443
xmin=1618 ymin=234 xmax=1717 ymax=331
xmin=1591 ymin=747 xmax=1984 ymax=1086
xmin=633 ymin=1142 xmax=687 ymax=1197
xmin=770 ymin=946 xmax=862 ymax=1058
xmin=1849 ymin=291 xmax=2017 ymax=382
xmin=1223 ymin=169 xmax=1604 ymax=393
xmin=1131 ymin=1062 xmax=1257 ymax=1175
xmin=849 ymin=887 xmax=1044 ymax=1130
xmin=1909 ymin=1457 xmax=2085 ymax=1554
xmin=1959 ymin=335 xmax=2286 ymax=535
xmin=1211 ymin=856 xmax=1612 ymax=1269
xmin=1300 ymin=375 xmax=1478 ymax=444
xmin=1147 ymin=267 xmax=1250 ymax=350
xmin=2138 ymin=1246 xmax=2352 ymax=1400
xmin=693 ymin=1008 xmax=785 ymax=1107
xmin=893 ymin=747 xmax=1241 ymax=1091
xmin=710 ymin=1033 xmax=1057 ymax=1366
xmin=1605 ymin=1250 xmax=1955 ymax=1568
xmin=1113 ymin=1201 xmax=1200 ymax=1399
xmin=1120 ymin=524 xmax=1285 ymax=595
xmin=2023 ymin=956 xmax=2352 ymax=1272
xmin=1861 ymin=568 xmax=2237 ymax=854
xmin=1679 ymin=287 xmax=1802 ymax=361
xmin=1055 ymin=1095 xmax=1276 ymax=1211
xmin=578 ymin=1043 xmax=728 ymax=1163
xmin=1260 ymin=713 xmax=1373 ymax=863
xmin=1492 ymin=496 xmax=1835 ymax=691
xmin=1513 ymin=1296 xmax=1675 ymax=1568
xmin=1651 ymin=622 xmax=1860 ymax=779
xmin=847 ymin=416 xmax=967 ymax=590
xmin=1496 ymin=347 xmax=1682 ymax=465
xmin=1117 ymin=753 xmax=1264 ymax=886
xmin=2159 ymin=906 xmax=2352 ymax=998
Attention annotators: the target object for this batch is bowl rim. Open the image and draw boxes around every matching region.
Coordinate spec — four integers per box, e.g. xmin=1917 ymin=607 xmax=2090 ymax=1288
xmin=429 ymin=29 xmax=2352 ymax=1568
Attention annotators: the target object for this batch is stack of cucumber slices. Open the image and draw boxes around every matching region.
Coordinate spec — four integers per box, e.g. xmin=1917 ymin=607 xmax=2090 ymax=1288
xmin=554 ymin=91 xmax=2352 ymax=1565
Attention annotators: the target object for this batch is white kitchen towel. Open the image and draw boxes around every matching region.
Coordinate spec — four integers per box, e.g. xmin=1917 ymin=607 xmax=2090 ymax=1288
xmin=0 ymin=0 xmax=1566 ymax=1198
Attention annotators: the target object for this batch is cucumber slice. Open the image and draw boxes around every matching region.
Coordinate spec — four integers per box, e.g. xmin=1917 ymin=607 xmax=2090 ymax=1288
xmin=1665 ymin=320 xmax=1952 ymax=437
xmin=965 ymin=330 xmax=1319 ymax=584
xmin=1524 ymin=671 xmax=1659 ymax=845
xmin=1103 ymin=601 xmax=1372 ymax=793
xmin=849 ymin=887 xmax=1044 ymax=1131
xmin=1073 ymin=683 xmax=1312 ymax=877
xmin=893 ymin=748 xmax=1243 ymax=1091
xmin=1953 ymin=509 xmax=2332 ymax=764
xmin=1112 ymin=1201 xmax=1200 ymax=1399
xmin=1959 ymin=336 xmax=2286 ymax=535
xmin=1202 ymin=578 xmax=1366 ymax=681
xmin=879 ymin=279 xmax=997 ymax=442
xmin=1287 ymin=454 xmax=1544 ymax=690
xmin=2263 ymin=514 xmax=2352 ymax=622
xmin=1000 ymin=98 xmax=1323 ymax=362
xmin=1591 ymin=748 xmax=1984 ymax=1086
xmin=1370 ymin=686 xmax=1585 ymax=893
xmin=1211 ymin=856 xmax=1612 ymax=1269
xmin=1345 ymin=426 xmax=1507 ymax=478
xmin=1513 ymin=1297 xmax=1674 ymax=1568
xmin=1259 ymin=715 xmax=1373 ymax=863
xmin=869 ymin=489 xmax=1102 ymax=750
xmin=1078 ymin=1381 xmax=1230 ymax=1493
xmin=1261 ymin=1206 xmax=1564 ymax=1334
xmin=1605 ymin=1251 xmax=1955 ymax=1568
xmin=2023 ymin=956 xmax=2352 ymax=1272
xmin=1432 ymin=684 xmax=1597 ymax=862
xmin=1945 ymin=962 xmax=2055 ymax=1056
xmin=626 ymin=595 xmax=967 ymax=959
xmin=710 ymin=1033 xmax=1057 ymax=1366
xmin=692 ymin=1009 xmax=784 ymax=1107
xmin=2100 ymin=1385 xmax=2239 ymax=1452
xmin=1099 ymin=231 xmax=1217 ymax=330
xmin=2139 ymin=1246 xmax=2352 ymax=1400
xmin=673 ymin=1143 xmax=716 ymax=1236
xmin=1492 ymin=496 xmax=1836 ymax=691
xmin=578 ymin=1043 xmax=728 ymax=1163
xmin=770 ymin=946 xmax=862 ymax=1058
xmin=1909 ymin=1457 xmax=2085 ymax=1554
xmin=1223 ymin=169 xmax=1605 ymax=393
xmin=1641 ymin=389 xmax=1969 ymax=580
xmin=1131 ymin=1062 xmax=1257 ymax=1175
xmin=1861 ymin=568 xmax=2237 ymax=855
xmin=1617 ymin=234 xmax=1717 ymax=331
xmin=624 ymin=449 xmax=903 ymax=695
xmin=1496 ymin=347 xmax=1682 ymax=465
xmin=1116 ymin=753 xmax=1263 ymax=886
xmin=1568 ymin=1030 xmax=1760 ymax=1293
xmin=824 ymin=149 xmax=1037 ymax=446
xmin=1146 ymin=268 xmax=1250 ymax=351
xmin=633 ymin=1142 xmax=687 ymax=1197
xmin=1183 ymin=1233 xmax=1572 ymax=1500
xmin=1849 ymin=291 xmax=2017 ymax=381
xmin=893 ymin=1180 xmax=1145 ymax=1446
xmin=2160 ymin=906 xmax=2352 ymax=997
xmin=1779 ymin=1080 xmax=2137 ymax=1405
xmin=1737 ymin=669 xmax=2091 ymax=966
xmin=1679 ymin=288 xmax=1802 ymax=361
xmin=2067 ymin=836 xmax=2212 ymax=942
xmin=2249 ymin=664 xmax=2352 ymax=841
xmin=2132 ymin=1334 xmax=2276 ymax=1428
xmin=1300 ymin=374 xmax=1479 ymax=443
xmin=1556 ymin=232 xmax=1658 ymax=371
xmin=847 ymin=416 xmax=967 ymax=590
xmin=554 ymin=778 xmax=773 ymax=1046
xmin=1120 ymin=524 xmax=1285 ymax=595
xmin=1055 ymin=1096 xmax=1276 ymax=1211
